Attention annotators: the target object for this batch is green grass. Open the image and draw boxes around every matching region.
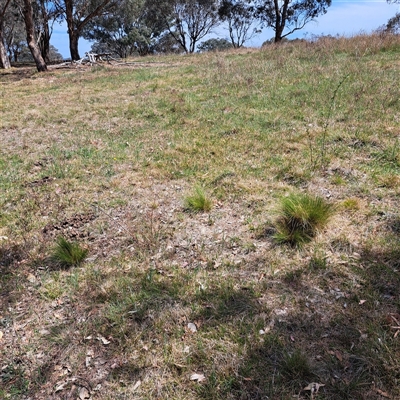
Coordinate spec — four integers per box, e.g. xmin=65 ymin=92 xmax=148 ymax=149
xmin=50 ymin=236 xmax=88 ymax=268
xmin=274 ymin=192 xmax=334 ymax=246
xmin=1 ymin=34 xmax=399 ymax=399
xmin=184 ymin=185 xmax=212 ymax=212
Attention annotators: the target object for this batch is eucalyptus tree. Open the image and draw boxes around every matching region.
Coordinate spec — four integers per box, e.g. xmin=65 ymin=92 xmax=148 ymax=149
xmin=386 ymin=13 xmax=400 ymax=33
xmin=3 ymin=7 xmax=26 ymax=62
xmin=146 ymin=0 xmax=220 ymax=53
xmin=218 ymin=0 xmax=260 ymax=48
xmin=198 ymin=37 xmax=233 ymax=51
xmin=33 ymin=0 xmax=61 ymax=62
xmin=385 ymin=0 xmax=400 ymax=33
xmin=0 ymin=0 xmax=12 ymax=68
xmin=255 ymin=0 xmax=331 ymax=43
xmin=54 ymin=0 xmax=115 ymax=60
xmin=83 ymin=0 xmax=165 ymax=57
xmin=21 ymin=0 xmax=47 ymax=70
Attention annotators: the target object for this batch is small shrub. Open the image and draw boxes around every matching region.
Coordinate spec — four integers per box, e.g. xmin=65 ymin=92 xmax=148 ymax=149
xmin=184 ymin=186 xmax=212 ymax=212
xmin=51 ymin=237 xmax=88 ymax=268
xmin=274 ymin=193 xmax=334 ymax=246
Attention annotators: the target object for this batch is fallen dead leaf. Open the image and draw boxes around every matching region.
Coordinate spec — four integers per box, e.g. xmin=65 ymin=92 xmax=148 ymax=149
xmin=53 ymin=312 xmax=64 ymax=320
xmin=374 ymin=387 xmax=391 ymax=399
xmin=132 ymin=380 xmax=141 ymax=391
xmin=335 ymin=350 xmax=343 ymax=362
xmin=359 ymin=300 xmax=367 ymax=305
xmin=328 ymin=350 xmax=343 ymax=362
xmin=78 ymin=386 xmax=91 ymax=399
xmin=0 ymin=331 xmax=3 ymax=341
xmin=190 ymin=373 xmax=206 ymax=382
xmin=303 ymin=382 xmax=325 ymax=396
xmin=54 ymin=381 xmax=68 ymax=392
xmin=86 ymin=349 xmax=94 ymax=367
xmin=97 ymin=335 xmax=111 ymax=345
xmin=27 ymin=273 xmax=37 ymax=283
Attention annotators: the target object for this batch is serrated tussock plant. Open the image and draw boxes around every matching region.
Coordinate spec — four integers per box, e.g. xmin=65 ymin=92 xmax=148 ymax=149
xmin=184 ymin=186 xmax=212 ymax=212
xmin=51 ymin=236 xmax=88 ymax=268
xmin=274 ymin=193 xmax=334 ymax=246
xmin=280 ymin=349 xmax=312 ymax=380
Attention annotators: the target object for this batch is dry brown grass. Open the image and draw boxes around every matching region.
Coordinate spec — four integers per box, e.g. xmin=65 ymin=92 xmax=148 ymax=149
xmin=1 ymin=35 xmax=399 ymax=399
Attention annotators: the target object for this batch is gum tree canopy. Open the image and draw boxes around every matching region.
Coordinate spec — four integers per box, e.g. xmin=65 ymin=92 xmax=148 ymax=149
xmin=256 ymin=0 xmax=332 ymax=42
xmin=146 ymin=0 xmax=220 ymax=53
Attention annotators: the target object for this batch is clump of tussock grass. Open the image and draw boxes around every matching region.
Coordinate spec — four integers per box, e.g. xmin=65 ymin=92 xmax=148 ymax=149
xmin=280 ymin=349 xmax=312 ymax=380
xmin=184 ymin=186 xmax=212 ymax=212
xmin=274 ymin=193 xmax=334 ymax=246
xmin=51 ymin=236 xmax=88 ymax=268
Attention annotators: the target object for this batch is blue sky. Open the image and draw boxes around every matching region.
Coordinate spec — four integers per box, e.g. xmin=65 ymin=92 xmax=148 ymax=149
xmin=51 ymin=0 xmax=400 ymax=58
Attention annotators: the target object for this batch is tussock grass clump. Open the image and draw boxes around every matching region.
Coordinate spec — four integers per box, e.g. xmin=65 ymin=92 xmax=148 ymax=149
xmin=280 ymin=350 xmax=312 ymax=380
xmin=51 ymin=237 xmax=88 ymax=268
xmin=274 ymin=193 xmax=334 ymax=246
xmin=184 ymin=186 xmax=212 ymax=212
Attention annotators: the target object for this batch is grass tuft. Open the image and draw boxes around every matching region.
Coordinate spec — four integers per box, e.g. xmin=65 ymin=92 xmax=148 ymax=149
xmin=274 ymin=193 xmax=334 ymax=246
xmin=280 ymin=349 xmax=312 ymax=381
xmin=184 ymin=186 xmax=212 ymax=212
xmin=51 ymin=236 xmax=88 ymax=268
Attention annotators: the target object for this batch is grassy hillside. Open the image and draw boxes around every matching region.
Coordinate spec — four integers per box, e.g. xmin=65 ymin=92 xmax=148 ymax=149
xmin=1 ymin=34 xmax=399 ymax=399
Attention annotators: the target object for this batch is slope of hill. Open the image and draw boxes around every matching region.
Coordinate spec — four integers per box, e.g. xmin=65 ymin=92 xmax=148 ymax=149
xmin=1 ymin=34 xmax=399 ymax=399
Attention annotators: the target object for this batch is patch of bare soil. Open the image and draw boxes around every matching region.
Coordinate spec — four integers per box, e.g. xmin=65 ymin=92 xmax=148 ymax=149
xmin=42 ymin=212 xmax=97 ymax=240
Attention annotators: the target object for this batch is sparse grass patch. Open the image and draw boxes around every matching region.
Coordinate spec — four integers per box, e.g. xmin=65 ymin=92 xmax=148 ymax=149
xmin=341 ymin=197 xmax=361 ymax=211
xmin=184 ymin=185 xmax=212 ymax=212
xmin=274 ymin=193 xmax=334 ymax=246
xmin=308 ymin=250 xmax=329 ymax=271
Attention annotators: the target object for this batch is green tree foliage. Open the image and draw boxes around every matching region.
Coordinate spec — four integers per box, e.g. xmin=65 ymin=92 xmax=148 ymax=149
xmin=386 ymin=13 xmax=400 ymax=34
xmin=255 ymin=0 xmax=331 ymax=43
xmin=198 ymin=37 xmax=233 ymax=51
xmin=146 ymin=0 xmax=220 ymax=53
xmin=218 ymin=0 xmax=260 ymax=48
xmin=83 ymin=0 xmax=164 ymax=57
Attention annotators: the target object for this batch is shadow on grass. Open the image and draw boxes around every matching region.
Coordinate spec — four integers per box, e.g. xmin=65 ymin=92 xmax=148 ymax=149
xmin=194 ymin=242 xmax=400 ymax=399
xmin=192 ymin=285 xmax=261 ymax=324
xmin=0 ymin=241 xmax=29 ymax=307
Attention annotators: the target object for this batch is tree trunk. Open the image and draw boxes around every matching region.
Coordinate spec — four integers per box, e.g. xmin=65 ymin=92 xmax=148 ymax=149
xmin=39 ymin=28 xmax=51 ymax=63
xmin=22 ymin=0 xmax=47 ymax=71
xmin=65 ymin=0 xmax=80 ymax=60
xmin=38 ymin=0 xmax=51 ymax=62
xmin=0 ymin=29 xmax=11 ymax=68
xmin=273 ymin=0 xmax=285 ymax=42
xmin=274 ymin=29 xmax=283 ymax=42
xmin=0 ymin=0 xmax=11 ymax=68
xmin=68 ymin=30 xmax=80 ymax=60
